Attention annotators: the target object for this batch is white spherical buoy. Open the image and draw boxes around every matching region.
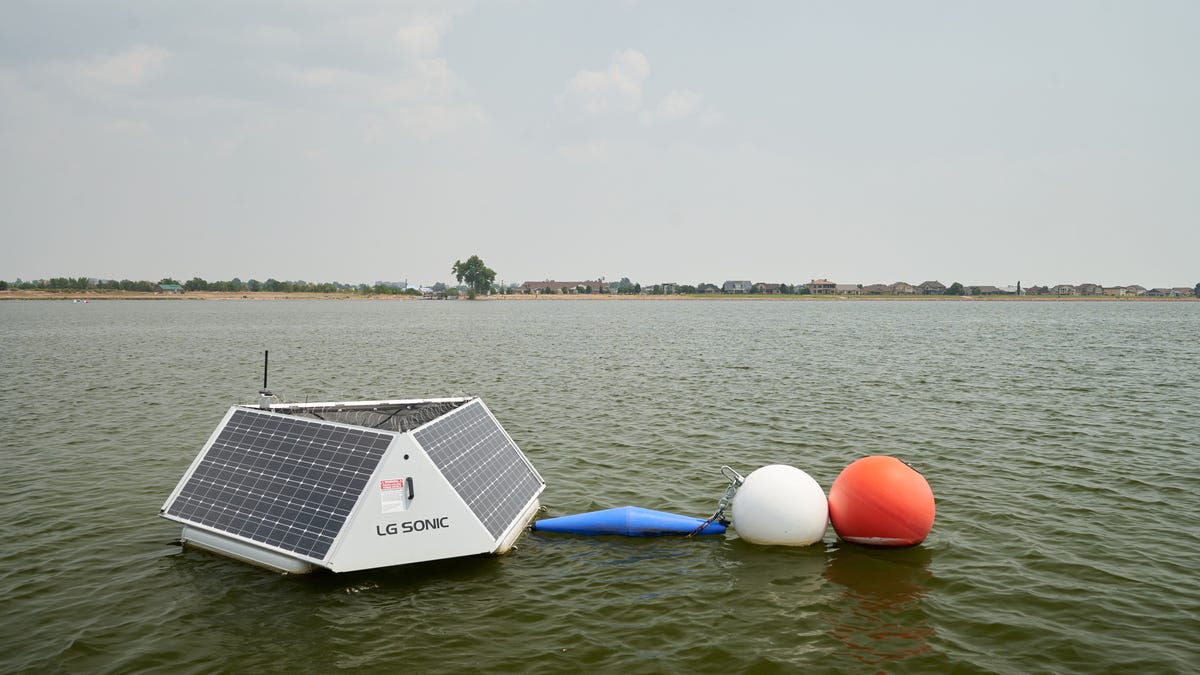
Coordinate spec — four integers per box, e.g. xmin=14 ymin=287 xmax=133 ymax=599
xmin=732 ymin=464 xmax=829 ymax=546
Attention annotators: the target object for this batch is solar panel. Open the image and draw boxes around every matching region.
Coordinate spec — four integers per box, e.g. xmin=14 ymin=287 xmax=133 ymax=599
xmin=164 ymin=408 xmax=393 ymax=560
xmin=414 ymin=400 xmax=543 ymax=539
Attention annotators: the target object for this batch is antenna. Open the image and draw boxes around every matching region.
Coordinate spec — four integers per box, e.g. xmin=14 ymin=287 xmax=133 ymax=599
xmin=259 ymin=350 xmax=272 ymax=409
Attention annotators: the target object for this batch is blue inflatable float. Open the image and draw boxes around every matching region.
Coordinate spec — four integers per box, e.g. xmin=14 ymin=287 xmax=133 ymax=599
xmin=532 ymin=506 xmax=726 ymax=537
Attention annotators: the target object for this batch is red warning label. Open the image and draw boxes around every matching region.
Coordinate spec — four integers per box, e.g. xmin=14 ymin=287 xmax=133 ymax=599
xmin=380 ymin=479 xmax=406 ymax=492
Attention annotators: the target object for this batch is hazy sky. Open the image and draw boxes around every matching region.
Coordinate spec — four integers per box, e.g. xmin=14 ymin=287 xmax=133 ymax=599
xmin=2 ymin=1 xmax=1197 ymax=288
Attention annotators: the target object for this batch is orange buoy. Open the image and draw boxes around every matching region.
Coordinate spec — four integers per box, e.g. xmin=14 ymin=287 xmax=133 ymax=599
xmin=828 ymin=456 xmax=935 ymax=547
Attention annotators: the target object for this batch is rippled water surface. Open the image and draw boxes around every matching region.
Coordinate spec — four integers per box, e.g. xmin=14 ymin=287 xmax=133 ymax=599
xmin=2 ymin=299 xmax=1198 ymax=673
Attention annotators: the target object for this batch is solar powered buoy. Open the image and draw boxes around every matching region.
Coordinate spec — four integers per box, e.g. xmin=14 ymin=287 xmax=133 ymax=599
xmin=160 ymin=395 xmax=545 ymax=573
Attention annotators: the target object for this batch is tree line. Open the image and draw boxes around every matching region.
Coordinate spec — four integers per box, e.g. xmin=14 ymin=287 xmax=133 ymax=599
xmin=7 ymin=270 xmax=1197 ymax=299
xmin=1 ymin=276 xmax=424 ymax=295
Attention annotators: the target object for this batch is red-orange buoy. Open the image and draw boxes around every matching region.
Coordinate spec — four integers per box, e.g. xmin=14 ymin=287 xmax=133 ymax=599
xmin=828 ymin=456 xmax=935 ymax=547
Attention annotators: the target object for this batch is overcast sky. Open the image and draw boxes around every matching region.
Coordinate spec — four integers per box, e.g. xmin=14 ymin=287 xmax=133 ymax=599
xmin=2 ymin=1 xmax=1197 ymax=288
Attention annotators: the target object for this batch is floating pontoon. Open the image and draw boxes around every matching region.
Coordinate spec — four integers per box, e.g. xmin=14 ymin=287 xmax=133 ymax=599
xmin=533 ymin=506 xmax=726 ymax=536
xmin=160 ymin=396 xmax=545 ymax=573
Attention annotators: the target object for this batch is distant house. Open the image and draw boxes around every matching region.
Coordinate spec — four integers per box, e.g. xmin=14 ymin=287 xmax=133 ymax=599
xmin=1076 ymin=283 xmax=1103 ymax=296
xmin=890 ymin=282 xmax=916 ymax=295
xmin=1052 ymin=284 xmax=1077 ymax=296
xmin=862 ymin=284 xmax=891 ymax=295
xmin=722 ymin=280 xmax=753 ymax=294
xmin=518 ymin=280 xmax=605 ymax=294
xmin=698 ymin=283 xmax=721 ymax=294
xmin=660 ymin=283 xmax=677 ymax=294
xmin=754 ymin=283 xmax=782 ymax=294
xmin=807 ymin=279 xmax=836 ymax=295
xmin=973 ymin=285 xmax=1005 ymax=295
xmin=834 ymin=284 xmax=861 ymax=295
xmin=1103 ymin=285 xmax=1145 ymax=297
xmin=1103 ymin=286 xmax=1144 ymax=297
xmin=1025 ymin=285 xmax=1050 ymax=296
xmin=1145 ymin=288 xmax=1191 ymax=297
xmin=917 ymin=281 xmax=946 ymax=295
xmin=157 ymin=283 xmax=185 ymax=294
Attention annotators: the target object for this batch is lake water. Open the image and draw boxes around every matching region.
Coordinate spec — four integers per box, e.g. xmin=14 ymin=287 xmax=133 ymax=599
xmin=1 ymin=298 xmax=1197 ymax=673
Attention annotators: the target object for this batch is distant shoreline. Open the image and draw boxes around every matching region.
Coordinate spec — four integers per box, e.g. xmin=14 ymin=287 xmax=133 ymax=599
xmin=1 ymin=290 xmax=1194 ymax=302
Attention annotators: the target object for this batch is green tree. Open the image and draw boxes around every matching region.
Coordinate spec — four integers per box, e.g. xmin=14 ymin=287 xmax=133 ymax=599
xmin=47 ymin=277 xmax=89 ymax=290
xmin=0 ymin=280 xmax=7 ymax=291
xmin=946 ymin=282 xmax=965 ymax=296
xmin=452 ymin=255 xmax=496 ymax=299
xmin=1194 ymin=283 xmax=1199 ymax=297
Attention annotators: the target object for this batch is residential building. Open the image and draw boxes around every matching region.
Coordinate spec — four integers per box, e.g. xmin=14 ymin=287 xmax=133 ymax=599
xmin=807 ymin=279 xmax=836 ymax=294
xmin=917 ymin=281 xmax=946 ymax=295
xmin=722 ymin=280 xmax=753 ymax=294
xmin=834 ymin=284 xmax=861 ymax=295
xmin=518 ymin=280 xmax=606 ymax=294
xmin=862 ymin=284 xmax=891 ymax=295
xmin=890 ymin=282 xmax=916 ymax=294
xmin=754 ymin=283 xmax=782 ymax=294
xmin=698 ymin=283 xmax=720 ymax=294
xmin=1076 ymin=283 xmax=1103 ymax=296
xmin=1052 ymin=284 xmax=1077 ymax=296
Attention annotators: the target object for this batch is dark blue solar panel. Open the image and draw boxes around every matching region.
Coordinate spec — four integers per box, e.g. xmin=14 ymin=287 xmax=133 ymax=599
xmin=165 ymin=408 xmax=392 ymax=560
xmin=414 ymin=400 xmax=543 ymax=539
